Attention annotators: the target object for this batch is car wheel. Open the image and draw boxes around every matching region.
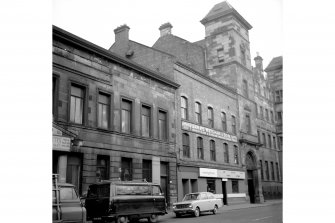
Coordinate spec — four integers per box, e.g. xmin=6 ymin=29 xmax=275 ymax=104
xmin=148 ymin=214 xmax=158 ymax=223
xmin=116 ymin=216 xmax=128 ymax=223
xmin=175 ymin=213 xmax=182 ymax=218
xmin=213 ymin=205 xmax=218 ymax=215
xmin=194 ymin=207 xmax=200 ymax=217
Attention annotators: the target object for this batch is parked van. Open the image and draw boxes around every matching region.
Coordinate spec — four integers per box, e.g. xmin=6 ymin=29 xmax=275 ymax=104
xmin=85 ymin=180 xmax=167 ymax=223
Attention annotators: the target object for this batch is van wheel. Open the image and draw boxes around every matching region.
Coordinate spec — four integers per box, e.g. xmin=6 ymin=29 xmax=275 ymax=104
xmin=175 ymin=213 xmax=182 ymax=218
xmin=213 ymin=205 xmax=218 ymax=214
xmin=148 ymin=214 xmax=158 ymax=223
xmin=194 ymin=207 xmax=200 ymax=217
xmin=116 ymin=216 xmax=128 ymax=223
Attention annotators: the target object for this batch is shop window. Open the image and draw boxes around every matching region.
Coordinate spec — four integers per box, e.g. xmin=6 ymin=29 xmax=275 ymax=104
xmin=221 ymin=112 xmax=227 ymax=132
xmin=98 ymin=92 xmax=110 ymax=129
xmin=181 ymin=96 xmax=188 ymax=120
xmin=234 ymin=145 xmax=239 ymax=164
xmin=208 ymin=107 xmax=214 ymax=128
xmin=207 ymin=179 xmax=216 ymax=193
xmin=121 ymin=99 xmax=132 ymax=134
xmin=232 ymin=180 xmax=239 ymax=193
xmin=231 ymin=115 xmax=236 ymax=134
xmin=210 ymin=140 xmax=216 ymax=161
xmin=197 ymin=137 xmax=204 ymax=160
xmin=195 ymin=102 xmax=202 ymax=124
xmin=70 ymin=84 xmax=85 ymax=124
xmin=142 ymin=159 xmax=152 ymax=182
xmin=224 ymin=143 xmax=229 ymax=163
xmin=182 ymin=133 xmax=190 ymax=158
xmin=97 ymin=155 xmax=110 ymax=181
xmin=141 ymin=105 xmax=151 ymax=137
xmin=121 ymin=157 xmax=132 ymax=181
xmin=158 ymin=110 xmax=167 ymax=141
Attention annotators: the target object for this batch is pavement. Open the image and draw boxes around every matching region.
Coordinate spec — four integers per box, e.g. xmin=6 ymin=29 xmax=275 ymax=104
xmin=161 ymin=199 xmax=282 ymax=220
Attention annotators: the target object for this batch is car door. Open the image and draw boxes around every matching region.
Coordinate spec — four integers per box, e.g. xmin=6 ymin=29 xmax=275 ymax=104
xmin=60 ymin=186 xmax=84 ymax=222
xmin=199 ymin=193 xmax=209 ymax=211
xmin=152 ymin=185 xmax=166 ymax=213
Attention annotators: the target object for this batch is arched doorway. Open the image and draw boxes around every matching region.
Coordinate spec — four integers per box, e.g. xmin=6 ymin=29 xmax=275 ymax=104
xmin=245 ymin=151 xmax=257 ymax=203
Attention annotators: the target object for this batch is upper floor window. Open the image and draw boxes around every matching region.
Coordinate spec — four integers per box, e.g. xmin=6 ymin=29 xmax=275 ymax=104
xmin=70 ymin=84 xmax=85 ymax=124
xmin=221 ymin=112 xmax=227 ymax=132
xmin=141 ymin=105 xmax=151 ymax=137
xmin=52 ymin=76 xmax=59 ymax=118
xmin=257 ymin=130 xmax=261 ymax=143
xmin=195 ymin=102 xmax=202 ymax=124
xmin=260 ymin=106 xmax=264 ymax=119
xmin=273 ymin=136 xmax=277 ymax=150
xmin=208 ymin=107 xmax=214 ymax=128
xmin=158 ymin=110 xmax=167 ymax=141
xmin=217 ymin=47 xmax=225 ymax=63
xmin=98 ymin=92 xmax=110 ymax=129
xmin=262 ymin=133 xmax=266 ymax=147
xmin=224 ymin=143 xmax=229 ymax=163
xmin=270 ymin=111 xmax=274 ymax=123
xmin=181 ymin=96 xmax=188 ymax=120
xmin=231 ymin=115 xmax=237 ymax=134
xmin=234 ymin=145 xmax=239 ymax=164
xmin=245 ymin=114 xmax=251 ymax=133
xmin=268 ymin=134 xmax=272 ymax=148
xmin=256 ymin=83 xmax=260 ymax=94
xmin=242 ymin=80 xmax=248 ymax=98
xmin=271 ymin=162 xmax=275 ymax=181
xmin=210 ymin=140 xmax=216 ymax=161
xmin=276 ymin=162 xmax=280 ymax=181
xmin=197 ymin=137 xmax=204 ymax=160
xmin=265 ymin=109 xmax=269 ymax=121
xmin=182 ymin=133 xmax=190 ymax=158
xmin=265 ymin=161 xmax=269 ymax=180
xmin=121 ymin=99 xmax=132 ymax=133
xmin=260 ymin=160 xmax=264 ymax=180
xmin=277 ymin=111 xmax=282 ymax=122
xmin=275 ymin=90 xmax=283 ymax=102
xmin=240 ymin=45 xmax=246 ymax=65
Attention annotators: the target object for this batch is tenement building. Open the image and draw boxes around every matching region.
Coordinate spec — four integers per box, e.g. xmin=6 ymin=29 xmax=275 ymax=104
xmin=110 ymin=1 xmax=282 ymax=204
xmin=52 ymin=25 xmax=180 ymax=205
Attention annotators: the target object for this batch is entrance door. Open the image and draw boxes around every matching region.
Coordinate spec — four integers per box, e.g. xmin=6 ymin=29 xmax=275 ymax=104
xmin=222 ymin=181 xmax=227 ymax=205
xmin=66 ymin=155 xmax=82 ymax=194
xmin=247 ymin=170 xmax=255 ymax=203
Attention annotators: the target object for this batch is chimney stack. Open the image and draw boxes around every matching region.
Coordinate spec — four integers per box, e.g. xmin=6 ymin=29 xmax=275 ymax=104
xmin=114 ymin=24 xmax=130 ymax=44
xmin=159 ymin=22 xmax=173 ymax=37
xmin=254 ymin=52 xmax=263 ymax=72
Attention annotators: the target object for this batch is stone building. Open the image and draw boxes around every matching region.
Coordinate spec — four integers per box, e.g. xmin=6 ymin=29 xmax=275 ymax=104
xmin=110 ymin=0 xmax=282 ymax=204
xmin=52 ymin=25 xmax=180 ymax=205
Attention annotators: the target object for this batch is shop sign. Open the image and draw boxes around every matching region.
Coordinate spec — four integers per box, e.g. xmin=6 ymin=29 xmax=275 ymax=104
xmin=53 ymin=136 xmax=71 ymax=151
xmin=217 ymin=170 xmax=245 ymax=179
xmin=182 ymin=121 xmax=238 ymax=142
xmin=53 ymin=127 xmax=62 ymax=136
xmin=199 ymin=168 xmax=218 ymax=178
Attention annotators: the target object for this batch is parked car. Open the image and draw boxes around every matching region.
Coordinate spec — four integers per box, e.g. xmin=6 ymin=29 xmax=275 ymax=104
xmin=53 ymin=175 xmax=87 ymax=223
xmin=85 ymin=180 xmax=167 ymax=223
xmin=172 ymin=192 xmax=222 ymax=217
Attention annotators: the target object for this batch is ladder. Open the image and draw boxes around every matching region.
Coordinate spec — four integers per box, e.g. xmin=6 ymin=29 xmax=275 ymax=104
xmin=52 ymin=174 xmax=61 ymax=222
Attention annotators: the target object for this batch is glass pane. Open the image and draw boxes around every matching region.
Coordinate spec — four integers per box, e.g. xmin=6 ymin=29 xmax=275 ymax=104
xmin=122 ymin=110 xmax=130 ymax=133
xmin=102 ymin=105 xmax=108 ymax=128
xmin=75 ymin=98 xmax=83 ymax=124
xmin=71 ymin=86 xmax=83 ymax=97
xmin=70 ymin=96 xmax=76 ymax=122
xmin=159 ymin=120 xmax=166 ymax=140
xmin=60 ymin=187 xmax=74 ymax=200
xmin=181 ymin=97 xmax=186 ymax=108
xmin=142 ymin=115 xmax=150 ymax=137
xmin=122 ymin=100 xmax=131 ymax=111
xmin=159 ymin=111 xmax=166 ymax=120
xmin=99 ymin=93 xmax=108 ymax=104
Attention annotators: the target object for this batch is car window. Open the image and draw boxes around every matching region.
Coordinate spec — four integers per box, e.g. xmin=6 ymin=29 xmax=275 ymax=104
xmin=208 ymin=193 xmax=215 ymax=199
xmin=87 ymin=185 xmax=98 ymax=198
xmin=183 ymin=193 xmax=199 ymax=201
xmin=60 ymin=187 xmax=77 ymax=200
xmin=116 ymin=185 xmax=151 ymax=195
xmin=152 ymin=186 xmax=162 ymax=195
xmin=200 ymin=193 xmax=208 ymax=200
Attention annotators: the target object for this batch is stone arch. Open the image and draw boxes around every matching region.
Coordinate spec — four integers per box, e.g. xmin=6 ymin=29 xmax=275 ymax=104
xmin=245 ymin=150 xmax=257 ymax=170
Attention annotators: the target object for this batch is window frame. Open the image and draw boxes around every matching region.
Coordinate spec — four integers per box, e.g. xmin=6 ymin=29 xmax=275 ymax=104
xmin=120 ymin=96 xmax=134 ymax=134
xmin=182 ymin=133 xmax=190 ymax=158
xmin=231 ymin=115 xmax=237 ymax=135
xmin=195 ymin=102 xmax=202 ymax=124
xmin=260 ymin=160 xmax=264 ymax=180
xmin=181 ymin=96 xmax=188 ymax=120
xmin=121 ymin=157 xmax=133 ymax=181
xmin=221 ymin=112 xmax=227 ymax=132
xmin=140 ymin=103 xmax=153 ymax=138
xmin=96 ymin=155 xmax=110 ymax=181
xmin=97 ymin=89 xmax=113 ymax=130
xmin=210 ymin=140 xmax=216 ymax=161
xmin=142 ymin=159 xmax=152 ymax=182
xmin=207 ymin=106 xmax=214 ymax=128
xmin=245 ymin=113 xmax=251 ymax=133
xmin=232 ymin=180 xmax=239 ymax=193
xmin=158 ymin=108 xmax=168 ymax=141
xmin=223 ymin=143 xmax=229 ymax=163
xmin=53 ymin=74 xmax=60 ymax=120
xmin=217 ymin=47 xmax=225 ymax=63
xmin=265 ymin=161 xmax=269 ymax=180
xmin=197 ymin=137 xmax=204 ymax=160
xmin=242 ymin=79 xmax=248 ymax=98
xmin=68 ymin=81 xmax=88 ymax=125
xmin=233 ymin=145 xmax=239 ymax=164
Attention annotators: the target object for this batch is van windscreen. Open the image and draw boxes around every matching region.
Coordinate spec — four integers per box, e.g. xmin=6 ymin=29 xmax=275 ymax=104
xmin=116 ymin=185 xmax=150 ymax=195
xmin=88 ymin=184 xmax=110 ymax=198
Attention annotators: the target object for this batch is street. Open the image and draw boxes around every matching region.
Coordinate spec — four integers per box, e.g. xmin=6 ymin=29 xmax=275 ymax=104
xmin=155 ymin=203 xmax=282 ymax=223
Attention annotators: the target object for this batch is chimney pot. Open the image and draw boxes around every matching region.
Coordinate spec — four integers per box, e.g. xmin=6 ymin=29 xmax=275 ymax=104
xmin=159 ymin=22 xmax=173 ymax=37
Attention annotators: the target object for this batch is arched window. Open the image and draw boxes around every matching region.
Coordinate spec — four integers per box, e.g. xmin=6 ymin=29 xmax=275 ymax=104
xmin=197 ymin=137 xmax=204 ymax=160
xmin=210 ymin=140 xmax=216 ymax=161
xmin=234 ymin=145 xmax=239 ymax=164
xmin=208 ymin=107 xmax=214 ymax=128
xmin=182 ymin=133 xmax=190 ymax=158
xmin=181 ymin=96 xmax=188 ymax=120
xmin=231 ymin=115 xmax=236 ymax=134
xmin=221 ymin=112 xmax=227 ymax=132
xmin=195 ymin=102 xmax=202 ymax=124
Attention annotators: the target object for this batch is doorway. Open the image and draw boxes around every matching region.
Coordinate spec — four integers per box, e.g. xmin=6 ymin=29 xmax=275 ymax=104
xmin=247 ymin=170 xmax=255 ymax=203
xmin=222 ymin=181 xmax=227 ymax=205
xmin=246 ymin=151 xmax=258 ymax=204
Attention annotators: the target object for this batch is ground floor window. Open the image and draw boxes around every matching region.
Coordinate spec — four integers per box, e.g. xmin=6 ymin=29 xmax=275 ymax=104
xmin=121 ymin=157 xmax=132 ymax=181
xmin=232 ymin=180 xmax=239 ymax=193
xmin=207 ymin=178 xmax=216 ymax=193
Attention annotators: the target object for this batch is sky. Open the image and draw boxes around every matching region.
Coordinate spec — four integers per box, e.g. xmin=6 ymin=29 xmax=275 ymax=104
xmin=52 ymin=0 xmax=283 ymax=69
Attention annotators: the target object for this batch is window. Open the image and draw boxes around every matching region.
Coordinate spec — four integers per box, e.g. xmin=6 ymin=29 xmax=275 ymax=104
xmin=234 ymin=145 xmax=239 ymax=164
xmin=70 ymin=84 xmax=85 ymax=124
xmin=263 ymin=87 xmax=266 ymax=98
xmin=260 ymin=160 xmax=264 ymax=180
xmin=273 ymin=136 xmax=277 ymax=149
xmin=142 ymin=160 xmax=152 ymax=182
xmin=195 ymin=102 xmax=202 ymax=124
xmin=265 ymin=161 xmax=269 ymax=180
xmin=240 ymin=45 xmax=246 ymax=65
xmin=232 ymin=115 xmax=236 ymax=134
xmin=121 ymin=157 xmax=132 ymax=181
xmin=98 ymin=92 xmax=110 ymax=129
xmin=208 ymin=107 xmax=214 ymax=128
xmin=96 ymin=155 xmax=110 ymax=181
xmin=265 ymin=109 xmax=269 ymax=121
xmin=158 ymin=110 xmax=167 ymax=140
xmin=276 ymin=162 xmax=280 ymax=181
xmin=271 ymin=162 xmax=275 ymax=181
xmin=268 ymin=134 xmax=272 ymax=148
xmin=224 ymin=143 xmax=229 ymax=163
xmin=217 ymin=47 xmax=225 ymax=63
xmin=207 ymin=179 xmax=216 ymax=193
xmin=277 ymin=111 xmax=282 ymax=122
xmin=141 ymin=105 xmax=151 ymax=137
xmin=197 ymin=137 xmax=204 ymax=160
xmin=245 ymin=114 xmax=251 ymax=133
xmin=52 ymin=76 xmax=59 ymax=118
xmin=242 ymin=80 xmax=248 ymax=97
xmin=210 ymin=140 xmax=216 ymax=161
xmin=256 ymin=83 xmax=260 ymax=94
xmin=121 ymin=99 xmax=132 ymax=133
xmin=60 ymin=187 xmax=78 ymax=201
xmin=182 ymin=133 xmax=190 ymax=158
xmin=181 ymin=96 xmax=188 ymax=120
xmin=232 ymin=180 xmax=239 ymax=193
xmin=270 ymin=111 xmax=274 ymax=123
xmin=257 ymin=130 xmax=261 ymax=143
xmin=262 ymin=133 xmax=266 ymax=147
xmin=279 ymin=136 xmax=283 ymax=150
xmin=221 ymin=112 xmax=227 ymax=131
xmin=275 ymin=90 xmax=283 ymax=102
xmin=260 ymin=106 xmax=264 ymax=119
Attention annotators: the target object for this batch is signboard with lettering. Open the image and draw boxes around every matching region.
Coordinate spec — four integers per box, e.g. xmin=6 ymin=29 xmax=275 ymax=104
xmin=182 ymin=121 xmax=238 ymax=142
xmin=217 ymin=170 xmax=245 ymax=179
xmin=199 ymin=168 xmax=218 ymax=178
xmin=53 ymin=136 xmax=71 ymax=151
xmin=52 ymin=127 xmax=62 ymax=136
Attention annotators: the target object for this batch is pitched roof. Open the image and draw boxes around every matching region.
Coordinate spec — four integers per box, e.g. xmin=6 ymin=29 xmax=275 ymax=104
xmin=264 ymin=56 xmax=283 ymax=72
xmin=200 ymin=1 xmax=252 ymax=30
